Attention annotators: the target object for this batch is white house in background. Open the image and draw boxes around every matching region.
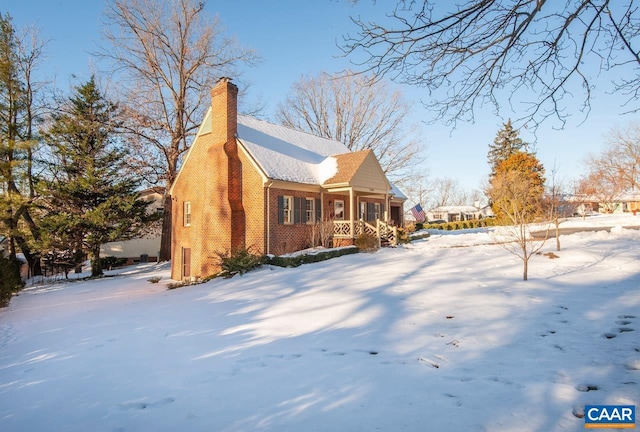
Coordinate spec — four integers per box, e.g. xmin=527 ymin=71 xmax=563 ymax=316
xmin=100 ymin=187 xmax=164 ymax=264
xmin=426 ymin=204 xmax=494 ymax=223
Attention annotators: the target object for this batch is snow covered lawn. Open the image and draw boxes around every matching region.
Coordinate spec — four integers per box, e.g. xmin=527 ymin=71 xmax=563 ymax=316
xmin=1 ymin=214 xmax=639 ymax=431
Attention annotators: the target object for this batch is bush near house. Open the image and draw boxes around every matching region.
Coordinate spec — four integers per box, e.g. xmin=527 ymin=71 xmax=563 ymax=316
xmin=0 ymin=257 xmax=24 ymax=307
xmin=216 ymin=248 xmax=267 ymax=278
xmin=268 ymin=246 xmax=358 ymax=268
xmin=354 ymin=233 xmax=379 ymax=251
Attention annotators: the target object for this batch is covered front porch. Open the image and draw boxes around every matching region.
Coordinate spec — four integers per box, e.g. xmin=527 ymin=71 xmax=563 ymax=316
xmin=326 ymin=187 xmax=402 ymax=247
xmin=320 ymin=149 xmax=406 ymax=248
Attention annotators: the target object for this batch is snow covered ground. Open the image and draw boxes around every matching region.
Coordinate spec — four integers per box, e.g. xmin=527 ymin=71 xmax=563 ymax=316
xmin=1 ymin=214 xmax=639 ymax=431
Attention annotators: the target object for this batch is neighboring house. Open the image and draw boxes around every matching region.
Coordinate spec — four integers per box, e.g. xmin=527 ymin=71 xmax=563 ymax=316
xmin=170 ymin=78 xmax=406 ymax=280
xmin=608 ymin=190 xmax=640 ymax=214
xmin=426 ymin=205 xmax=493 ymax=222
xmin=100 ymin=187 xmax=164 ymax=264
xmin=568 ymin=191 xmax=640 ymax=215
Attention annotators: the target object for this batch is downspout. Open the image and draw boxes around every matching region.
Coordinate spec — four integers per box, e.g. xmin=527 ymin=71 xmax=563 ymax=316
xmin=266 ymin=181 xmax=273 ymax=255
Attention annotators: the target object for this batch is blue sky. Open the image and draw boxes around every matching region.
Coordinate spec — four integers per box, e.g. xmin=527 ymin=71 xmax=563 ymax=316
xmin=5 ymin=0 xmax=633 ymax=195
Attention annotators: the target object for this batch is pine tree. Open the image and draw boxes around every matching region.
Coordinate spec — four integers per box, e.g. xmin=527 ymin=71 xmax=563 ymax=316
xmin=0 ymin=13 xmax=43 ymax=276
xmin=40 ymin=77 xmax=155 ymax=277
xmin=487 ymin=119 xmax=527 ymax=178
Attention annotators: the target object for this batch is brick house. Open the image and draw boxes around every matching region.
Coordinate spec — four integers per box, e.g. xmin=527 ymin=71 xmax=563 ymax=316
xmin=169 ymin=78 xmax=406 ymax=280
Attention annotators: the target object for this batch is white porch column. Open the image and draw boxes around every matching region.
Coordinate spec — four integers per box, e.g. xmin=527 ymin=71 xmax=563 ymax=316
xmin=385 ymin=193 xmax=389 ymax=222
xmin=349 ymin=188 xmax=354 ymax=238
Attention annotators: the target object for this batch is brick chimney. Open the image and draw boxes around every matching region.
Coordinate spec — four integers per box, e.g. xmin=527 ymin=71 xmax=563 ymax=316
xmin=210 ymin=77 xmax=245 ymax=252
xmin=210 ymin=77 xmax=238 ymax=144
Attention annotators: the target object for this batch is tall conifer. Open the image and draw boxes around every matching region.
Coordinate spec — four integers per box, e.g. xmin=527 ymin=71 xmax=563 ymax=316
xmin=40 ymin=77 xmax=154 ymax=277
xmin=488 ymin=119 xmax=527 ymax=178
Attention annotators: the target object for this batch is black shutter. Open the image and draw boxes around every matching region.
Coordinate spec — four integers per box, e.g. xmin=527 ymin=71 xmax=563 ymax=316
xmin=381 ymin=203 xmax=385 ymax=220
xmin=315 ymin=198 xmax=321 ymax=222
xmin=294 ymin=197 xmax=302 ymax=224
xmin=278 ymin=196 xmax=284 ymax=224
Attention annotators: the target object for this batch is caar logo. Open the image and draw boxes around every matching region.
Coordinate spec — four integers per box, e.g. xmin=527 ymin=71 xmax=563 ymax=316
xmin=585 ymin=405 xmax=635 ymax=429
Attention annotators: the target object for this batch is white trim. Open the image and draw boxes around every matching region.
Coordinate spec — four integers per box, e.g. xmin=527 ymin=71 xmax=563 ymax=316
xmin=183 ymin=201 xmax=191 ymax=226
xmin=282 ymin=195 xmax=294 ymax=225
xmin=305 ymin=197 xmax=315 ymax=224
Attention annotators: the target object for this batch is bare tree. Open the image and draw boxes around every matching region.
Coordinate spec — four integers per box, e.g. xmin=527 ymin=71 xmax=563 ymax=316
xmin=544 ymin=163 xmax=570 ymax=251
xmin=342 ymin=1 xmax=640 ymax=129
xmin=401 ymin=171 xmax=430 ymax=211
xmin=580 ymin=122 xmax=640 ymax=214
xmin=99 ymin=0 xmax=260 ymax=260
xmin=276 ymin=71 xmax=424 ymax=184
xmin=600 ymin=121 xmax=640 ymax=191
xmin=577 ymin=163 xmax=625 ymax=214
xmin=428 ymin=177 xmax=469 ymax=209
xmin=488 ymin=152 xmax=546 ymax=281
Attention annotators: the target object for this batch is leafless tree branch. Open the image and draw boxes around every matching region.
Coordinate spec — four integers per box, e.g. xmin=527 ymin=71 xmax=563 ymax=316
xmin=342 ymin=1 xmax=640 ymax=129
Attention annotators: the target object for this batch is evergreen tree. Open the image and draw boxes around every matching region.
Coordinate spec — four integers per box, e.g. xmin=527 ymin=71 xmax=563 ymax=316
xmin=0 ymin=13 xmax=44 ymax=276
xmin=40 ymin=77 xmax=154 ymax=277
xmin=488 ymin=119 xmax=527 ymax=178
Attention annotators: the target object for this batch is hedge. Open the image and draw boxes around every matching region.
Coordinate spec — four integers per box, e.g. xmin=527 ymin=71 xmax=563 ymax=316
xmin=267 ymin=246 xmax=358 ymax=268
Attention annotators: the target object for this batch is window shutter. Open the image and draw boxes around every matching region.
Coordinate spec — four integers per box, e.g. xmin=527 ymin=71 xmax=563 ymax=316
xmin=294 ymin=197 xmax=302 ymax=224
xmin=278 ymin=196 xmax=284 ymax=224
xmin=381 ymin=203 xmax=385 ymax=219
xmin=315 ymin=198 xmax=321 ymax=222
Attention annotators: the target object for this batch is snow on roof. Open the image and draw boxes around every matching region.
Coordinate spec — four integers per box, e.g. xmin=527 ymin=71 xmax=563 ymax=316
xmin=390 ymin=183 xmax=407 ymax=200
xmin=237 ymin=115 xmax=347 ymax=185
xmin=430 ymin=205 xmax=480 ymax=213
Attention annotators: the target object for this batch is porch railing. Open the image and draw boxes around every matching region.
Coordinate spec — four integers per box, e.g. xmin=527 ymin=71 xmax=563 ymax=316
xmin=333 ymin=219 xmax=398 ymax=246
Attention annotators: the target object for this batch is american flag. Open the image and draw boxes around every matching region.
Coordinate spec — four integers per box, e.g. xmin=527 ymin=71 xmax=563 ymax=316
xmin=410 ymin=204 xmax=426 ymax=222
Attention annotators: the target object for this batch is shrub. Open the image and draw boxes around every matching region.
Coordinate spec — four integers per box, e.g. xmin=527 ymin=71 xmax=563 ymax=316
xmin=100 ymin=256 xmax=128 ymax=269
xmin=147 ymin=276 xmax=162 ymax=284
xmin=0 ymin=257 xmax=24 ymax=307
xmin=354 ymin=233 xmax=379 ymax=252
xmin=396 ymin=227 xmax=411 ymax=244
xmin=415 ymin=222 xmax=424 ymax=230
xmin=268 ymin=246 xmax=358 ymax=268
xmin=216 ymin=248 xmax=266 ymax=278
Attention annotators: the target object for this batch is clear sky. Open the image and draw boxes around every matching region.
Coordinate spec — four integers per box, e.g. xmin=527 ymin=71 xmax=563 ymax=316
xmin=5 ymin=0 xmax=634 ymax=196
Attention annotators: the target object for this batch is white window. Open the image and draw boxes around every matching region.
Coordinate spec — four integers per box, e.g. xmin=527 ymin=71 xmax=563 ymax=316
xmin=183 ymin=202 xmax=191 ymax=226
xmin=283 ymin=196 xmax=293 ymax=224
xmin=334 ymin=200 xmax=345 ymax=220
xmin=359 ymin=201 xmax=366 ymax=220
xmin=305 ymin=198 xmax=315 ymax=223
xmin=374 ymin=203 xmax=381 ymax=220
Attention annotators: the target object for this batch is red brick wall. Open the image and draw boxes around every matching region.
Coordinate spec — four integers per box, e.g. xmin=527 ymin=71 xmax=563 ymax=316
xmin=171 ymin=79 xmax=240 ymax=280
xmin=239 ymin=148 xmax=266 ymax=255
xmin=268 ymin=188 xmax=322 ymax=255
